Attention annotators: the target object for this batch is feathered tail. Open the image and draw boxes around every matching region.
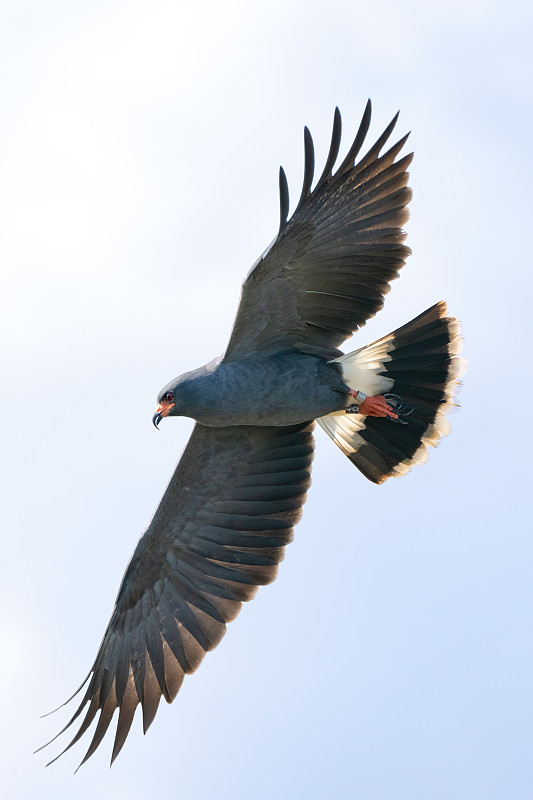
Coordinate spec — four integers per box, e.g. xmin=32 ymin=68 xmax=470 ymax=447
xmin=318 ymin=303 xmax=465 ymax=484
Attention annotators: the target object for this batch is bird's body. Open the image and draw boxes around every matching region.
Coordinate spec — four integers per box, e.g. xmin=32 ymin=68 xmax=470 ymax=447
xmin=159 ymin=353 xmax=348 ymax=427
xmin=40 ymin=101 xmax=464 ymax=768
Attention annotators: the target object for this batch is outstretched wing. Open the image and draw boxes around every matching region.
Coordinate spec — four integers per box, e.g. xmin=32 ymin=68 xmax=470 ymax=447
xmin=224 ymin=101 xmax=412 ymax=361
xmin=41 ymin=422 xmax=314 ymax=767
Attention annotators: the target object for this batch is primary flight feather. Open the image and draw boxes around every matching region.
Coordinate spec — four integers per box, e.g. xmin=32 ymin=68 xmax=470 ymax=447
xmin=40 ymin=101 xmax=463 ymax=767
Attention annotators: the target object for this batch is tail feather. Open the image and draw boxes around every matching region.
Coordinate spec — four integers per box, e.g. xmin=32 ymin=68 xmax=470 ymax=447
xmin=318 ymin=302 xmax=465 ymax=484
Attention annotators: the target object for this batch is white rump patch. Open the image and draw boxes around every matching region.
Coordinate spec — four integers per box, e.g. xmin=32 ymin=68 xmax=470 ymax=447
xmin=316 ymin=338 xmax=395 ymax=461
xmin=332 ymin=338 xmax=395 ymax=399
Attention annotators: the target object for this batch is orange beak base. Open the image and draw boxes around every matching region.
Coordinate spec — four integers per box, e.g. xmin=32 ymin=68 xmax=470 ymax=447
xmin=152 ymin=401 xmax=175 ymax=429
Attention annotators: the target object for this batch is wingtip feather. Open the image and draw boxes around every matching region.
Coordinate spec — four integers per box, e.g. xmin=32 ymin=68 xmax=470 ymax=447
xmin=39 ymin=672 xmax=92 ymax=718
xmin=314 ymin=106 xmax=343 ymax=193
xmin=295 ymin=126 xmax=315 ymax=213
xmin=278 ymin=166 xmax=289 ymax=233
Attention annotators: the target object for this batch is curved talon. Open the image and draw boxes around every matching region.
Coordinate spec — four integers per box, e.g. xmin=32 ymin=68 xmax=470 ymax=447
xmin=383 ymin=393 xmax=415 ymax=425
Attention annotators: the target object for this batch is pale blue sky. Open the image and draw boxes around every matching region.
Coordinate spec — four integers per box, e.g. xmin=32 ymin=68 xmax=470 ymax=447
xmin=1 ymin=1 xmax=532 ymax=797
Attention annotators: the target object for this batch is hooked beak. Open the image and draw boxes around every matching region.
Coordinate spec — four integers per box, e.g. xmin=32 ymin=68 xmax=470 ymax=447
xmin=152 ymin=401 xmax=175 ymax=430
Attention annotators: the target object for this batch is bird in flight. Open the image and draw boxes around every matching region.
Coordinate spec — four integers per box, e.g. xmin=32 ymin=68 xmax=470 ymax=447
xmin=40 ymin=101 xmax=463 ymax=768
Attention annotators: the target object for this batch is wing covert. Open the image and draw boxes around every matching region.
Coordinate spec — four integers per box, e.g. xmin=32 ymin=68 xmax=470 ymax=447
xmin=224 ymin=101 xmax=413 ymax=361
xmin=42 ymin=422 xmax=314 ymax=767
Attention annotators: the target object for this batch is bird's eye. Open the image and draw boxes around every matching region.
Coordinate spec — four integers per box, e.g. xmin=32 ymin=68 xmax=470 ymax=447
xmin=164 ymin=392 xmax=175 ymax=402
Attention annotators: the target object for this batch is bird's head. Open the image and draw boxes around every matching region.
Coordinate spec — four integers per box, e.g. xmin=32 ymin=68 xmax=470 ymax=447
xmin=152 ymin=382 xmax=180 ymax=429
xmin=152 ymin=360 xmax=216 ymax=428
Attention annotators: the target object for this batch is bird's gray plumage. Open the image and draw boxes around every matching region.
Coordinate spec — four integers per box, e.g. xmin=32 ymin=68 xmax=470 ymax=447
xmin=158 ymin=354 xmax=348 ymax=427
xmin=41 ymin=100 xmax=421 ymax=766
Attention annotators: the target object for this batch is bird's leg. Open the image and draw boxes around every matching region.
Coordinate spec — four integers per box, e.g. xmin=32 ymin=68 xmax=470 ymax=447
xmin=346 ymin=388 xmax=399 ymax=420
